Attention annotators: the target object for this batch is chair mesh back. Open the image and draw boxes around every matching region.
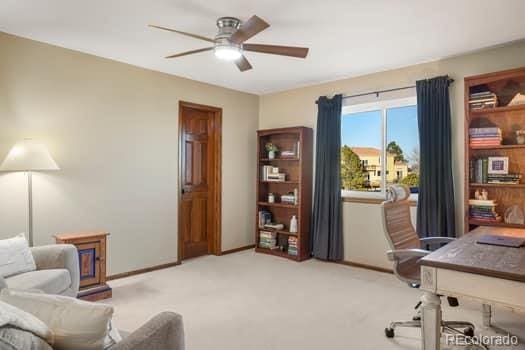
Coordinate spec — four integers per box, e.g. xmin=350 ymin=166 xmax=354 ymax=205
xmin=382 ymin=201 xmax=420 ymax=250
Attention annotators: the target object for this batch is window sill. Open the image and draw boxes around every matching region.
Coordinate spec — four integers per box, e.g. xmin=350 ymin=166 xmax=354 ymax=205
xmin=341 ymin=190 xmax=418 ymax=207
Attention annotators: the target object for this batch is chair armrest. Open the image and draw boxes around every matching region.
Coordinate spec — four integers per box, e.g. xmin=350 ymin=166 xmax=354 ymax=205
xmin=111 ymin=312 xmax=185 ymax=350
xmin=0 ymin=275 xmax=7 ymax=290
xmin=30 ymin=244 xmax=79 ymax=294
xmin=387 ymin=249 xmax=431 ymax=261
xmin=419 ymin=237 xmax=455 ymax=245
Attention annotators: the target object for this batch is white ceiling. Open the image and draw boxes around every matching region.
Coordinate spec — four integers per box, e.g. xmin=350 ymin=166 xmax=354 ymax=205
xmin=1 ymin=0 xmax=525 ymax=95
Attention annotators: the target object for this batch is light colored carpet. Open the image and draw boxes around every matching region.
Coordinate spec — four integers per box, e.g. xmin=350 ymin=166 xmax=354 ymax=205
xmin=107 ymin=250 xmax=525 ymax=350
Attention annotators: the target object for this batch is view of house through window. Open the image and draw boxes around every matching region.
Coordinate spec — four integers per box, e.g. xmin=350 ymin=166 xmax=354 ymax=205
xmin=341 ymin=98 xmax=419 ymax=194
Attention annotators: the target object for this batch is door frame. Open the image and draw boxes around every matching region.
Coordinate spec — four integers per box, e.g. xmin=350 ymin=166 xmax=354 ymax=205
xmin=178 ymin=101 xmax=222 ymax=261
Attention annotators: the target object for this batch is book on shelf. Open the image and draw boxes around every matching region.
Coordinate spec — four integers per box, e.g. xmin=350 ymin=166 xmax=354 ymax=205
xmin=259 ymin=230 xmax=277 ymax=249
xmin=469 ymin=91 xmax=498 ymax=110
xmin=469 ymin=127 xmax=502 ymax=147
xmin=258 ymin=210 xmax=272 ymax=228
xmin=261 ymin=165 xmax=286 ymax=181
xmin=469 ymin=157 xmax=520 ymax=184
xmin=288 ymin=236 xmax=298 ymax=256
xmin=469 ymin=199 xmax=501 ymax=223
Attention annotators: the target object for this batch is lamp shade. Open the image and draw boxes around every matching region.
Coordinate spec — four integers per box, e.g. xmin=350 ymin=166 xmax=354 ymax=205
xmin=0 ymin=139 xmax=59 ymax=172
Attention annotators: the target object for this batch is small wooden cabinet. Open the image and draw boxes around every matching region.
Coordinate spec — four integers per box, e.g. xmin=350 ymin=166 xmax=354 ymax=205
xmin=54 ymin=231 xmax=112 ymax=301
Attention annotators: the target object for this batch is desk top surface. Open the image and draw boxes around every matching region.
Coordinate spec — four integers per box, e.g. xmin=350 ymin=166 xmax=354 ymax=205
xmin=420 ymin=226 xmax=525 ymax=282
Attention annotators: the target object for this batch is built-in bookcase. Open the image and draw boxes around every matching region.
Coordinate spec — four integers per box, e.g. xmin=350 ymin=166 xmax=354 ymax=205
xmin=465 ymin=67 xmax=525 ymax=231
xmin=255 ymin=127 xmax=313 ymax=261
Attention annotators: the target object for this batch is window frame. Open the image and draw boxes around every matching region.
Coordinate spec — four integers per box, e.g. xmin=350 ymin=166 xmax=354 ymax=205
xmin=341 ymin=96 xmax=418 ymax=200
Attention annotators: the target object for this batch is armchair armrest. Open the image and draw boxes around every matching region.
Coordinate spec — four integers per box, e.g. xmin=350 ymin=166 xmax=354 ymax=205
xmin=387 ymin=248 xmax=431 ymax=261
xmin=419 ymin=237 xmax=455 ymax=245
xmin=112 ymin=312 xmax=185 ymax=350
xmin=30 ymin=244 xmax=79 ymax=294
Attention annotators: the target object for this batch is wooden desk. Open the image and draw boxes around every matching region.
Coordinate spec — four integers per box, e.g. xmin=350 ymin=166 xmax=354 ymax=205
xmin=419 ymin=226 xmax=525 ymax=350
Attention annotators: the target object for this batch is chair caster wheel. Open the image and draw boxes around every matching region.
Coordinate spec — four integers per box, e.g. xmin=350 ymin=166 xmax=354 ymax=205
xmin=464 ymin=327 xmax=474 ymax=337
xmin=385 ymin=328 xmax=395 ymax=338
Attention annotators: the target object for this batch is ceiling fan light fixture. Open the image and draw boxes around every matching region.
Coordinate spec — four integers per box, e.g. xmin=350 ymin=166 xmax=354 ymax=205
xmin=214 ymin=45 xmax=242 ymax=60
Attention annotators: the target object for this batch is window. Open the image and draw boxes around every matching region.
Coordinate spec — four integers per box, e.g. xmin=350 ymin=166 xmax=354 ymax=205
xmin=341 ymin=97 xmax=419 ymax=196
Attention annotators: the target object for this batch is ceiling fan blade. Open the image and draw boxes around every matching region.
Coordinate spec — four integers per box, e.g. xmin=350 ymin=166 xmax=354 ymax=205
xmin=148 ymin=24 xmax=215 ymax=43
xmin=235 ymin=55 xmax=253 ymax=72
xmin=243 ymin=44 xmax=309 ymax=58
xmin=230 ymin=15 xmax=270 ymax=44
xmin=165 ymin=47 xmax=214 ymax=59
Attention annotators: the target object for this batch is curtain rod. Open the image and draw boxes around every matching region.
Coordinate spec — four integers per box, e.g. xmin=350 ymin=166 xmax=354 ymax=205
xmin=343 ymin=78 xmax=455 ymax=99
xmin=315 ymin=78 xmax=454 ymax=103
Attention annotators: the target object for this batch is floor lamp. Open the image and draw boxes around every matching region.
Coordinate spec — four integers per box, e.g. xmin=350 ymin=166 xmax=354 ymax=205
xmin=0 ymin=139 xmax=60 ymax=246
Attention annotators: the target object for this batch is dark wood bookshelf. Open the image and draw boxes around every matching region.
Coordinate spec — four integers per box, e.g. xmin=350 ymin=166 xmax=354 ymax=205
xmin=256 ymin=126 xmax=313 ymax=261
xmin=464 ymin=67 xmax=525 ymax=231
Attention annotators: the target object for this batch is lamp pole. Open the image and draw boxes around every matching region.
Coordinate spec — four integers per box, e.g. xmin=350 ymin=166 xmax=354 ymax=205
xmin=27 ymin=171 xmax=34 ymax=246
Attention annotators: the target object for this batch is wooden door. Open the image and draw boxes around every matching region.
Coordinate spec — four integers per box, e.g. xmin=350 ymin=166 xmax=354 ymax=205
xmin=77 ymin=241 xmax=101 ymax=288
xmin=179 ymin=101 xmax=221 ymax=260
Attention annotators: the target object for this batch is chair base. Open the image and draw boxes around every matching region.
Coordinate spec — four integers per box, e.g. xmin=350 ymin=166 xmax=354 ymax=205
xmin=385 ymin=319 xmax=483 ymax=348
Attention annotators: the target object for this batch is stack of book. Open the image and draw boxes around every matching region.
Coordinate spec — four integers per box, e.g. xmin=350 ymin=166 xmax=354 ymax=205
xmin=288 ymin=236 xmax=298 ymax=256
xmin=487 ymin=174 xmax=522 ymax=185
xmin=469 ymin=199 xmax=501 ymax=223
xmin=469 ymin=127 xmax=502 ymax=148
xmin=261 ymin=165 xmax=286 ymax=182
xmin=281 ymin=192 xmax=296 ymax=205
xmin=469 ymin=91 xmax=498 ymax=110
xmin=280 ymin=150 xmax=296 ymax=158
xmin=259 ymin=231 xmax=277 ymax=249
xmin=258 ymin=210 xmax=272 ymax=228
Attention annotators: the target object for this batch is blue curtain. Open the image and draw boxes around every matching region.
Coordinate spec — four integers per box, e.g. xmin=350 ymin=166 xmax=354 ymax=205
xmin=311 ymin=94 xmax=343 ymax=260
xmin=416 ymin=76 xmax=456 ymax=237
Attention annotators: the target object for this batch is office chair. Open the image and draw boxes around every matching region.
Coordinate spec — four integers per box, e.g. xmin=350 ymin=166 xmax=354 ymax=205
xmin=381 ymin=185 xmax=475 ymax=339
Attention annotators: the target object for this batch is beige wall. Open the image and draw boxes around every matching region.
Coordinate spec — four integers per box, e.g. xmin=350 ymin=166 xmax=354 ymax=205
xmin=0 ymin=32 xmax=259 ymax=275
xmin=260 ymin=41 xmax=525 ymax=268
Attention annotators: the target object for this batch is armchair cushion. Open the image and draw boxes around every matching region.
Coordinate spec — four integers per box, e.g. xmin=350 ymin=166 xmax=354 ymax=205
xmin=6 ymin=269 xmax=71 ymax=295
xmin=0 ymin=233 xmax=36 ymax=278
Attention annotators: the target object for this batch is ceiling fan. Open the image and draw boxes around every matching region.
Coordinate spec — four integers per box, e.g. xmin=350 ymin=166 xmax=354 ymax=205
xmin=149 ymin=15 xmax=309 ymax=72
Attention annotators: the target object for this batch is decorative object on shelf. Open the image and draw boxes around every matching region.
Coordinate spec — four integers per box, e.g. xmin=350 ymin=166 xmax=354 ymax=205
xmin=498 ymin=80 xmax=525 ymax=106
xmin=54 ymin=231 xmax=112 ymax=301
xmin=474 ymin=189 xmax=488 ymax=201
xmin=509 ymin=93 xmax=525 ymax=106
xmin=263 ymin=222 xmax=284 ymax=230
xmin=0 ymin=139 xmax=60 ymax=247
xmin=487 ymin=156 xmax=509 ymax=175
xmin=289 ymin=215 xmax=298 ymax=233
xmin=268 ymin=193 xmax=275 ymax=203
xmin=516 ymin=130 xmax=525 ymax=145
xmin=504 ymin=205 xmax=525 ymax=225
xmin=265 ymin=142 xmax=279 ymax=159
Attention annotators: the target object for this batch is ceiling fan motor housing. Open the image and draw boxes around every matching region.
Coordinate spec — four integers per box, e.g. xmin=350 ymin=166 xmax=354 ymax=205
xmin=215 ymin=17 xmax=242 ymax=50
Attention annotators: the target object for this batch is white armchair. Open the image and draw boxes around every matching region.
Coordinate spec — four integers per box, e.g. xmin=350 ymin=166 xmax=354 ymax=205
xmin=1 ymin=244 xmax=79 ymax=297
